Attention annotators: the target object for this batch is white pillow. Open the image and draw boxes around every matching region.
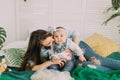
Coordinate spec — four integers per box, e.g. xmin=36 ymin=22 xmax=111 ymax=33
xmin=2 ymin=41 xmax=28 ymax=49
xmin=31 ymin=69 xmax=74 ymax=80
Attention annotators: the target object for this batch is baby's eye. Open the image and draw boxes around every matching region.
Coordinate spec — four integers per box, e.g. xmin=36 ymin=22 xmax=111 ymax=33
xmin=60 ymin=35 xmax=63 ymax=37
xmin=55 ymin=36 xmax=58 ymax=37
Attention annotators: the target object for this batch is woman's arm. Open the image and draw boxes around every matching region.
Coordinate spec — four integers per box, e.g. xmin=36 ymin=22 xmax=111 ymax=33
xmin=32 ymin=60 xmax=53 ymax=71
xmin=32 ymin=59 xmax=66 ymax=71
xmin=67 ymin=39 xmax=86 ymax=62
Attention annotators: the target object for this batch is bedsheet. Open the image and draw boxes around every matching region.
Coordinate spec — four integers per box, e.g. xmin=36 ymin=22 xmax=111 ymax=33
xmin=1 ymin=67 xmax=35 ymax=80
xmin=0 ymin=52 xmax=120 ymax=80
xmin=71 ymin=52 xmax=120 ymax=80
xmin=71 ymin=66 xmax=120 ymax=80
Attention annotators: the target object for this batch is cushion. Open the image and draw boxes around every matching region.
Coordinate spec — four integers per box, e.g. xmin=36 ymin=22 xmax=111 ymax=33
xmin=85 ymin=33 xmax=120 ymax=57
xmin=3 ymin=48 xmax=26 ymax=67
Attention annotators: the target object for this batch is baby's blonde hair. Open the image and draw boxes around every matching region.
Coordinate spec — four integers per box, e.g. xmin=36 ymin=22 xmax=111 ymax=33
xmin=53 ymin=29 xmax=67 ymax=36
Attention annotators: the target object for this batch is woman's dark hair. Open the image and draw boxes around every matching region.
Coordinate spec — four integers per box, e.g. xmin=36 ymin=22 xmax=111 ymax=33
xmin=20 ymin=29 xmax=52 ymax=70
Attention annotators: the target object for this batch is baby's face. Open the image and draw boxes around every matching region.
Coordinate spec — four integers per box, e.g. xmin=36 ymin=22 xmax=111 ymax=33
xmin=53 ymin=30 xmax=67 ymax=45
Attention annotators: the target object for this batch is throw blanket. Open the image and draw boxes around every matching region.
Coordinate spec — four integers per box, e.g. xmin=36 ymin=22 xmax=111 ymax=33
xmin=31 ymin=69 xmax=74 ymax=80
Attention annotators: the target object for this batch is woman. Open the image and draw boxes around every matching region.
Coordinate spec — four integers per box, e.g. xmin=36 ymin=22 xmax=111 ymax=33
xmin=20 ymin=29 xmax=66 ymax=71
xmin=20 ymin=29 xmax=120 ymax=71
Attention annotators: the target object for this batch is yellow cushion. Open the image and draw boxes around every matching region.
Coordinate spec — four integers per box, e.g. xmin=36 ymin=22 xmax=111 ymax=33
xmin=85 ymin=33 xmax=120 ymax=57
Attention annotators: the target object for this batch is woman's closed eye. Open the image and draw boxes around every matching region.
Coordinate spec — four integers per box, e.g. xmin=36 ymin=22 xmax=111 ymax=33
xmin=55 ymin=35 xmax=58 ymax=38
xmin=41 ymin=36 xmax=54 ymax=46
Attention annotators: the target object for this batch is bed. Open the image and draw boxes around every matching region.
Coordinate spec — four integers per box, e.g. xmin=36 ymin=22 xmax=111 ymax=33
xmin=0 ymin=31 xmax=120 ymax=80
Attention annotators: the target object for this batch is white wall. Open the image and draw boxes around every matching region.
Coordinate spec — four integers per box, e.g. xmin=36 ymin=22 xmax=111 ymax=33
xmin=16 ymin=0 xmax=120 ymax=44
xmin=0 ymin=0 xmax=16 ymax=43
xmin=1 ymin=0 xmax=120 ymax=44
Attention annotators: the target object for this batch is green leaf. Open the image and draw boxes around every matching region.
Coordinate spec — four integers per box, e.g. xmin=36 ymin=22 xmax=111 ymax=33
xmin=0 ymin=39 xmax=2 ymax=45
xmin=0 ymin=27 xmax=7 ymax=46
xmin=105 ymin=7 xmax=114 ymax=13
xmin=103 ymin=0 xmax=120 ymax=34
xmin=112 ymin=0 xmax=120 ymax=10
xmin=0 ymin=36 xmax=5 ymax=42
xmin=0 ymin=32 xmax=7 ymax=37
xmin=103 ymin=12 xmax=120 ymax=25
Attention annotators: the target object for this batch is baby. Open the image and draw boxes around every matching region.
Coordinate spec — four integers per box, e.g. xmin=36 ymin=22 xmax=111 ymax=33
xmin=48 ymin=28 xmax=86 ymax=72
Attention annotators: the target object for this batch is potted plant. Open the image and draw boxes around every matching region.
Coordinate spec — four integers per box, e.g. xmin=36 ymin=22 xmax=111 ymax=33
xmin=103 ymin=0 xmax=120 ymax=33
xmin=0 ymin=27 xmax=7 ymax=49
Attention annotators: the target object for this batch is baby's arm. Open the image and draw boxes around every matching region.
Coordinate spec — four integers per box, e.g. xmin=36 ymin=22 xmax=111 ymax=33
xmin=67 ymin=39 xmax=86 ymax=62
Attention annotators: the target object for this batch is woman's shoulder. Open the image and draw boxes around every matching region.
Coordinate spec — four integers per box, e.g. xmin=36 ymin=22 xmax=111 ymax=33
xmin=67 ymin=29 xmax=79 ymax=38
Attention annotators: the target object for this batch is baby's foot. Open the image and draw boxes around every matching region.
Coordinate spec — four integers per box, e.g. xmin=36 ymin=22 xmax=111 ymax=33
xmin=89 ymin=57 xmax=101 ymax=65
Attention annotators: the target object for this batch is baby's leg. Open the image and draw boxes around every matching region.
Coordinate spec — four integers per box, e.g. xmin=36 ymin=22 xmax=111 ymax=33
xmin=48 ymin=64 xmax=60 ymax=71
xmin=61 ymin=60 xmax=74 ymax=72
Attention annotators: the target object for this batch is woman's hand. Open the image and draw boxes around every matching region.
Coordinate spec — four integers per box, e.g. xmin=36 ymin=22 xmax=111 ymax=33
xmin=52 ymin=58 xmax=67 ymax=68
xmin=51 ymin=56 xmax=57 ymax=62
xmin=79 ymin=55 xmax=86 ymax=62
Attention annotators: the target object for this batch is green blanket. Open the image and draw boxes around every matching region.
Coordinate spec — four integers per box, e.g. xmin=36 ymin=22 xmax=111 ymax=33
xmin=1 ymin=67 xmax=35 ymax=80
xmin=106 ymin=52 xmax=120 ymax=60
xmin=71 ymin=52 xmax=120 ymax=80
xmin=71 ymin=66 xmax=120 ymax=80
xmin=1 ymin=52 xmax=120 ymax=80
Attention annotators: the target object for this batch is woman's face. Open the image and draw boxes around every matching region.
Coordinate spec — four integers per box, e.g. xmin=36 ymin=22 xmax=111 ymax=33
xmin=41 ymin=36 xmax=54 ymax=47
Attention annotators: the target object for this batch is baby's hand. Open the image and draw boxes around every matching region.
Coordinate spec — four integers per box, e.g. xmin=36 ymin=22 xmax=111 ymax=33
xmin=52 ymin=59 xmax=66 ymax=68
xmin=65 ymin=49 xmax=72 ymax=56
xmin=79 ymin=55 xmax=86 ymax=62
xmin=51 ymin=56 xmax=57 ymax=62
